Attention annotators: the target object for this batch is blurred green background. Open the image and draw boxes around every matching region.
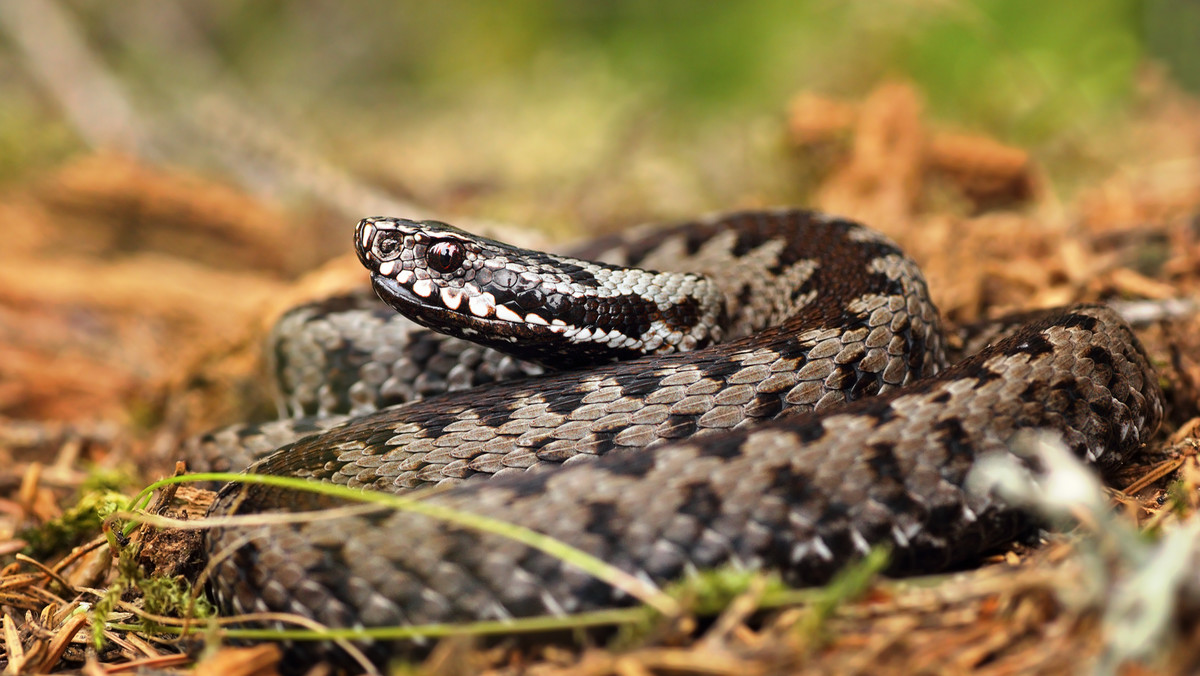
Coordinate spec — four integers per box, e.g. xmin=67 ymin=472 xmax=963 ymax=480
xmin=0 ymin=0 xmax=1196 ymax=231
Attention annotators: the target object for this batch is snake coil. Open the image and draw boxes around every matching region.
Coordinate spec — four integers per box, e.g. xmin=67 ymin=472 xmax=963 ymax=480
xmin=196 ymin=209 xmax=1164 ymax=667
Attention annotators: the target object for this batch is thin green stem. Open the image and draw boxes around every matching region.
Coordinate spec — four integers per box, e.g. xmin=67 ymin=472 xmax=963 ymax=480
xmin=128 ymin=473 xmax=679 ymax=616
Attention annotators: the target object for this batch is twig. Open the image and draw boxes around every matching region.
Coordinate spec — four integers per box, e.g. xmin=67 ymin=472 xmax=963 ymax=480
xmin=0 ymin=0 xmax=147 ymax=153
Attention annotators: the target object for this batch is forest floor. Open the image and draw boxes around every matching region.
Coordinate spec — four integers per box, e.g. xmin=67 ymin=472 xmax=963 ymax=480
xmin=3 ymin=79 xmax=1200 ymax=675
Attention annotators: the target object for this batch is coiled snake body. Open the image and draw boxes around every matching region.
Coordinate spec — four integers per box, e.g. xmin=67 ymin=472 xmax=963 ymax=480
xmin=199 ymin=209 xmax=1164 ymax=666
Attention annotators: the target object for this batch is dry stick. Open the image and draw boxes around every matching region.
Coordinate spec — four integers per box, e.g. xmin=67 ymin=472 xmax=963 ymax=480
xmin=0 ymin=0 xmax=147 ymax=153
xmin=16 ymin=553 xmax=76 ymax=594
xmin=97 ymin=653 xmax=193 ymax=674
xmin=0 ymin=572 xmax=46 ymax=592
xmin=1121 ymin=456 xmax=1187 ymax=496
xmin=186 ymin=96 xmax=426 ymax=219
xmin=122 ymin=632 xmax=163 ymax=659
xmin=3 ymin=613 xmax=26 ymax=672
xmin=38 ymin=612 xmax=89 ymax=674
xmin=180 ymin=95 xmax=539 ymax=247
xmin=51 ymin=537 xmax=111 ymax=576
xmin=112 ymin=604 xmax=379 ymax=675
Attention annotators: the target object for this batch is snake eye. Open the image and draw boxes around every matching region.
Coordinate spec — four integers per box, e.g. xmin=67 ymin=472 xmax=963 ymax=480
xmin=426 ymin=240 xmax=465 ymax=273
xmin=373 ymin=232 xmax=402 ymax=261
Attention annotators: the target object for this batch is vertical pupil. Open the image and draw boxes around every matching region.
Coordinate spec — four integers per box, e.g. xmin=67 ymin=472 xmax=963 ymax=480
xmin=428 ymin=241 xmax=461 ymax=272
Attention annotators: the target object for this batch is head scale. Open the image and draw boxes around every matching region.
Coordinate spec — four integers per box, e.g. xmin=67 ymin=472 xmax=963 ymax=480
xmin=354 ymin=217 xmax=725 ymax=369
xmin=355 ymin=217 xmax=586 ymax=364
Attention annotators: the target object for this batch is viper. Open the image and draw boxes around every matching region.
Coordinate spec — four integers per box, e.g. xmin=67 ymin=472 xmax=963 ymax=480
xmin=191 ymin=209 xmax=1164 ymax=667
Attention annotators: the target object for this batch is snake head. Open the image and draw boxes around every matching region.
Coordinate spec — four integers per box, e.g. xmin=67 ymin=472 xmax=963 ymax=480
xmin=354 ymin=217 xmax=724 ymax=369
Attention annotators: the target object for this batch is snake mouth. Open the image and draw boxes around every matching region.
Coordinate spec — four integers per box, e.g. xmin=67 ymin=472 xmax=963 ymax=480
xmin=357 ymin=214 xmax=730 ymax=369
xmin=371 ymin=273 xmax=448 ymax=316
xmin=370 ymin=272 xmax=635 ymax=368
xmin=371 ymin=272 xmax=534 ymax=332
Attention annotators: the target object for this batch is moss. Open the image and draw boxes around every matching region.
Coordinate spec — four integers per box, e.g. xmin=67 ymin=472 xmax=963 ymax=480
xmin=795 ymin=547 xmax=891 ymax=644
xmin=19 ymin=490 xmax=130 ymax=559
xmin=139 ymin=574 xmax=215 ymax=626
xmin=90 ymin=534 xmax=214 ymax=649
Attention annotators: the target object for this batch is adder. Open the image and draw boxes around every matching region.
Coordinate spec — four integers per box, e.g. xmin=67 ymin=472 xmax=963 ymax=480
xmin=187 ymin=209 xmax=1164 ymax=667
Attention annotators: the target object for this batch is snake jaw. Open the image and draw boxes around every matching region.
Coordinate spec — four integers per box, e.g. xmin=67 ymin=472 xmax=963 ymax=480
xmin=368 ymin=268 xmax=632 ymax=369
xmin=354 ymin=216 xmax=730 ymax=369
xmin=355 ymin=217 xmax=582 ymax=366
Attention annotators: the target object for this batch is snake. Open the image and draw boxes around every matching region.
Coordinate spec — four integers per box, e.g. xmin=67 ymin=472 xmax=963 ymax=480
xmin=195 ymin=208 xmax=1165 ymax=668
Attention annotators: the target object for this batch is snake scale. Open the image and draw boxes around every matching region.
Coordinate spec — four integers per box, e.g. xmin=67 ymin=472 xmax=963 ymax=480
xmin=195 ymin=209 xmax=1165 ymax=667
